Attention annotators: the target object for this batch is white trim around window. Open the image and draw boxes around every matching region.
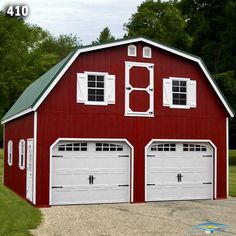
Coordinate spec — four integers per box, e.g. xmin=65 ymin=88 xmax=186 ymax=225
xmin=143 ymin=46 xmax=152 ymax=58
xmin=7 ymin=140 xmax=13 ymax=166
xmin=128 ymin=44 xmax=137 ymax=57
xmin=18 ymin=139 xmax=26 ymax=170
xmin=163 ymin=77 xmax=196 ymax=109
xmin=77 ymin=71 xmax=116 ymax=106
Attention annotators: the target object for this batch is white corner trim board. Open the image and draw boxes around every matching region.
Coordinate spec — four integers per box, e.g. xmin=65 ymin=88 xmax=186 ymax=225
xmin=144 ymin=139 xmax=217 ymax=201
xmin=49 ymin=138 xmax=134 ymax=205
xmin=33 ymin=112 xmax=37 ymax=204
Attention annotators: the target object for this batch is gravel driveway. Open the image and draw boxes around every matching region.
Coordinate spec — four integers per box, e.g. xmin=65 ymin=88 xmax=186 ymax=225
xmin=32 ymin=198 xmax=236 ymax=236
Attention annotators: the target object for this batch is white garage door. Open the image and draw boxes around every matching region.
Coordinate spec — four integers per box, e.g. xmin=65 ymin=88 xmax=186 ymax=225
xmin=51 ymin=141 xmax=130 ymax=205
xmin=146 ymin=142 xmax=214 ymax=201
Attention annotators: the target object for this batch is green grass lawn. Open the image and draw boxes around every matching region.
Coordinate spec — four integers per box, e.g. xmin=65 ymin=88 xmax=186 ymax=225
xmin=0 ymin=149 xmax=42 ymax=236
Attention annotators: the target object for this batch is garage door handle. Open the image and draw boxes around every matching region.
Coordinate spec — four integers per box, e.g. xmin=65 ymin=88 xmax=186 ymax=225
xmin=203 ymin=182 xmax=212 ymax=184
xmin=147 ymin=184 xmax=155 ymax=186
xmin=52 ymin=186 xmax=63 ymax=189
xmin=118 ymin=184 xmax=129 ymax=187
xmin=118 ymin=155 xmax=129 ymax=157
xmin=52 ymin=155 xmax=63 ymax=158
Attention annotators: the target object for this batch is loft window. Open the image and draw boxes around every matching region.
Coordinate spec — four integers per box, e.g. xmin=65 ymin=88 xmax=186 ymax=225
xmin=88 ymin=75 xmax=105 ymax=102
xmin=143 ymin=46 xmax=152 ymax=58
xmin=77 ymin=72 xmax=115 ymax=105
xmin=18 ymin=139 xmax=25 ymax=170
xmin=8 ymin=140 xmax=13 ymax=166
xmin=128 ymin=45 xmax=137 ymax=57
xmin=172 ymin=80 xmax=187 ymax=105
xmin=163 ymin=77 xmax=196 ymax=109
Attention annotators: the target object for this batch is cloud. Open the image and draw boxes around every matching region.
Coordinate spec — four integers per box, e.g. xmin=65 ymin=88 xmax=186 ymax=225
xmin=0 ymin=0 xmax=143 ymax=44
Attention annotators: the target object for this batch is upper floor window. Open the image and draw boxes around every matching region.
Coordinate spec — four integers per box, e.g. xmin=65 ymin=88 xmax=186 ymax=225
xmin=128 ymin=45 xmax=137 ymax=57
xmin=163 ymin=77 xmax=196 ymax=109
xmin=7 ymin=140 xmax=13 ymax=166
xmin=77 ymin=72 xmax=115 ymax=105
xmin=143 ymin=46 xmax=152 ymax=58
xmin=18 ymin=139 xmax=25 ymax=170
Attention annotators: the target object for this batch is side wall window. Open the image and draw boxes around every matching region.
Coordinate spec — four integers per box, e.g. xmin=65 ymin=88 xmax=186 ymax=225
xmin=7 ymin=140 xmax=13 ymax=166
xmin=163 ymin=77 xmax=196 ymax=109
xmin=18 ymin=139 xmax=25 ymax=170
xmin=77 ymin=72 xmax=115 ymax=105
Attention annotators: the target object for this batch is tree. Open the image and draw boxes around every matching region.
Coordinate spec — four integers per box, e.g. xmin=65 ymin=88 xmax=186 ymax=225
xmin=0 ymin=12 xmax=81 ymax=146
xmin=123 ymin=0 xmax=191 ymax=50
xmin=92 ymin=27 xmax=115 ymax=45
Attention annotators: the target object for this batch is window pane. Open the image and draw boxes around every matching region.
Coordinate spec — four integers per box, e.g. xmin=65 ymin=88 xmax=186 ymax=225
xmin=88 ymin=82 xmax=95 ymax=87
xmin=173 ymin=80 xmax=179 ymax=86
xmin=97 ymin=89 xmax=104 ymax=95
xmin=173 ymin=86 xmax=179 ymax=92
xmin=88 ymin=89 xmax=95 ymax=95
xmin=97 ymin=96 xmax=104 ymax=101
xmin=88 ymin=95 xmax=95 ymax=101
xmin=97 ymin=82 xmax=104 ymax=88
xmin=97 ymin=76 xmax=104 ymax=82
xmin=180 ymin=87 xmax=186 ymax=92
xmin=173 ymin=93 xmax=179 ymax=99
xmin=180 ymin=81 xmax=186 ymax=86
xmin=180 ymin=94 xmax=186 ymax=99
xmin=180 ymin=100 xmax=186 ymax=105
xmin=88 ymin=75 xmax=95 ymax=81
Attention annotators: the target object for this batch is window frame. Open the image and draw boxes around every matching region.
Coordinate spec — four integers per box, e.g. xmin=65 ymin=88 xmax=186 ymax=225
xmin=7 ymin=140 xmax=13 ymax=166
xmin=170 ymin=77 xmax=190 ymax=109
xmin=128 ymin=45 xmax=137 ymax=57
xmin=143 ymin=46 xmax=152 ymax=58
xmin=18 ymin=139 xmax=25 ymax=170
xmin=84 ymin=71 xmax=108 ymax=106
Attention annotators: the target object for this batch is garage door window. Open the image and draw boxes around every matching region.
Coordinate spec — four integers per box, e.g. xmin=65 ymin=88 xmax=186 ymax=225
xmin=183 ymin=144 xmax=207 ymax=152
xmin=58 ymin=143 xmax=87 ymax=151
xmin=96 ymin=143 xmax=123 ymax=151
xmin=151 ymin=143 xmax=176 ymax=151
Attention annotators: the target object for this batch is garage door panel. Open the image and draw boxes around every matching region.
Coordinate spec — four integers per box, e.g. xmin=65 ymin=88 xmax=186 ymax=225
xmin=146 ymin=141 xmax=213 ymax=201
xmin=51 ymin=141 xmax=130 ymax=205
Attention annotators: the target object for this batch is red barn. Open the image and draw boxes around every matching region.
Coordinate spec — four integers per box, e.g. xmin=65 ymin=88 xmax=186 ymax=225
xmin=1 ymin=37 xmax=234 ymax=207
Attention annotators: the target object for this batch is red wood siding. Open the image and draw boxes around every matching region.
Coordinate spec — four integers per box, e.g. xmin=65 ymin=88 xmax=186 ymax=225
xmin=34 ymin=42 xmax=228 ymax=206
xmin=4 ymin=113 xmax=34 ymax=199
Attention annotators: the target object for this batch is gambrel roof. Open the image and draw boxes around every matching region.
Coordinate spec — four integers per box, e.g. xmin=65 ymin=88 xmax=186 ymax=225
xmin=1 ymin=37 xmax=234 ymax=124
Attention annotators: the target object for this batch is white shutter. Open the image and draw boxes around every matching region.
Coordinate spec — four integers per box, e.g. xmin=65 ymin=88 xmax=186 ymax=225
xmin=188 ymin=80 xmax=197 ymax=107
xmin=163 ymin=78 xmax=172 ymax=106
xmin=77 ymin=73 xmax=87 ymax=103
xmin=106 ymin=74 xmax=116 ymax=104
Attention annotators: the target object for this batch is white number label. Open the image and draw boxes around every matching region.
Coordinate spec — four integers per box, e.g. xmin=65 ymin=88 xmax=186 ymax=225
xmin=5 ymin=5 xmax=29 ymax=17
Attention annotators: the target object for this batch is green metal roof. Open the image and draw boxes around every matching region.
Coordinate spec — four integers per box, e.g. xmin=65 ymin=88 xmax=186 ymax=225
xmin=2 ymin=51 xmax=76 ymax=122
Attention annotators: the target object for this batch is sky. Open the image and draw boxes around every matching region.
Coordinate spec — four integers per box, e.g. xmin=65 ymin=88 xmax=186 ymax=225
xmin=0 ymin=0 xmax=144 ymax=45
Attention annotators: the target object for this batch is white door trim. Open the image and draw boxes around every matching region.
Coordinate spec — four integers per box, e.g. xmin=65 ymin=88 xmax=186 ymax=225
xmin=125 ymin=61 xmax=154 ymax=117
xmin=49 ymin=138 xmax=134 ymax=205
xmin=144 ymin=139 xmax=217 ymax=201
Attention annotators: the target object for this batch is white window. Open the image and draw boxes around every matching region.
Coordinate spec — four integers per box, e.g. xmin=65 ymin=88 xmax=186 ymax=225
xmin=163 ymin=77 xmax=196 ymax=109
xmin=77 ymin=72 xmax=115 ymax=105
xmin=143 ymin=46 xmax=152 ymax=58
xmin=18 ymin=139 xmax=25 ymax=170
xmin=7 ymin=140 xmax=13 ymax=166
xmin=128 ymin=44 xmax=137 ymax=57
